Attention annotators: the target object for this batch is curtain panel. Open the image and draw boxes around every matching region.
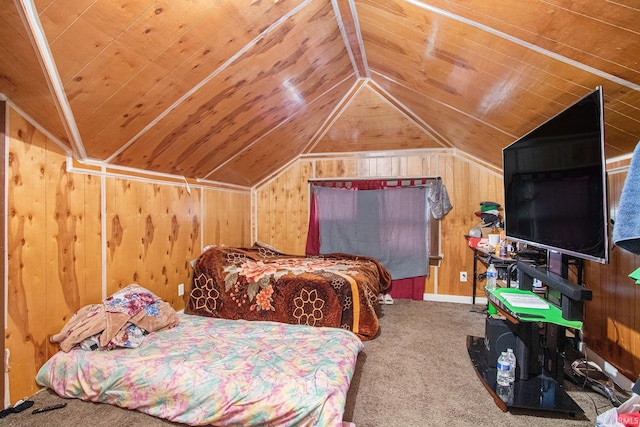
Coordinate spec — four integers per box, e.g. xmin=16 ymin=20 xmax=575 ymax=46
xmin=306 ymin=178 xmax=452 ymax=300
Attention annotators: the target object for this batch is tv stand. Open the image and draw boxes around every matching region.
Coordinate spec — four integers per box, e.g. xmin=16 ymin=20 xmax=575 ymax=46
xmin=467 ymin=285 xmax=585 ymax=415
xmin=516 ymin=261 xmax=592 ymax=321
xmin=467 ymin=335 xmax=583 ymax=414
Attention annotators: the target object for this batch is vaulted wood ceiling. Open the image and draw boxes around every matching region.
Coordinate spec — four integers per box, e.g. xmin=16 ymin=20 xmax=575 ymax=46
xmin=1 ymin=0 xmax=639 ymax=188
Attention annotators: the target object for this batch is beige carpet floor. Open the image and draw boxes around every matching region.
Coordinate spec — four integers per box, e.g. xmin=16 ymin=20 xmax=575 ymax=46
xmin=3 ymin=299 xmax=617 ymax=426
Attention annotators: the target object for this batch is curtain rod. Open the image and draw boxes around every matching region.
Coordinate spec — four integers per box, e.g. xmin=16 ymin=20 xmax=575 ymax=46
xmin=307 ymin=176 xmax=441 ymax=183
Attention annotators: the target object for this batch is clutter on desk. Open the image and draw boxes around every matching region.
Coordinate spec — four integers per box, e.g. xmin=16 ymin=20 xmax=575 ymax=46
xmin=475 ymin=200 xmax=502 ymax=228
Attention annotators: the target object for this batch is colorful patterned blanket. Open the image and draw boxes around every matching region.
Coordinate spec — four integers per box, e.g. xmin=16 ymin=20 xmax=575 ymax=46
xmin=186 ymin=243 xmax=391 ymax=340
xmin=50 ymin=284 xmax=179 ymax=352
xmin=37 ymin=313 xmax=363 ymax=426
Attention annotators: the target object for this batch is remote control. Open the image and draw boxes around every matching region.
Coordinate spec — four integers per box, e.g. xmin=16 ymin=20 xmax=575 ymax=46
xmin=32 ymin=403 xmax=67 ymax=414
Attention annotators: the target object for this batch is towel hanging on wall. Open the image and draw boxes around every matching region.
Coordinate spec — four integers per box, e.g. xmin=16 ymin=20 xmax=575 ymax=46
xmin=612 ymin=141 xmax=640 ymax=255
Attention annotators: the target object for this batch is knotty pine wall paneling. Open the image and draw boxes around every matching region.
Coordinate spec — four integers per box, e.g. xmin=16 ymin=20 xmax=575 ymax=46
xmin=45 ymin=148 xmax=102 ymax=347
xmin=201 ymin=188 xmax=251 ymax=249
xmin=105 ymin=178 xmax=145 ymax=297
xmin=444 ymin=152 xmax=505 ymax=298
xmin=105 ymin=180 xmax=199 ymax=306
xmin=4 ymin=106 xmax=251 ymax=403
xmin=6 ymin=108 xmax=102 ymax=400
xmin=105 ymin=179 xmax=208 ymax=309
xmin=162 ymin=184 xmax=201 ymax=306
xmin=0 ymin=101 xmax=5 ymax=405
xmin=0 ymin=100 xmax=3 ymax=408
xmin=260 ymin=161 xmax=313 ymax=255
xmin=584 ymin=167 xmax=640 ymax=381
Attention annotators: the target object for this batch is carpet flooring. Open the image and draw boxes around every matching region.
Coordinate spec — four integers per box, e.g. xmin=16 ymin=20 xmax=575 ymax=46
xmin=3 ymin=299 xmax=617 ymax=426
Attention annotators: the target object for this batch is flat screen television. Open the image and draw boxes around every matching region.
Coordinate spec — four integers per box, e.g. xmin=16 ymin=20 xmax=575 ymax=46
xmin=503 ymin=86 xmax=609 ymax=266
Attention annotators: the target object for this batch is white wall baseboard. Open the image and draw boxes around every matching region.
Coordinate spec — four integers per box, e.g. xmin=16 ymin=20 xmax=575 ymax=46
xmin=422 ymin=293 xmax=488 ymax=306
xmin=583 ymin=347 xmax=634 ymax=392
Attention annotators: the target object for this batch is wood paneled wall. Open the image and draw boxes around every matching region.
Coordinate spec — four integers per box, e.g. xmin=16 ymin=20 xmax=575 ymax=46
xmin=0 ymin=100 xmax=6 ymax=405
xmin=4 ymin=107 xmax=251 ymax=402
xmin=6 ymin=109 xmax=102 ymax=402
xmin=254 ymin=150 xmax=504 ymax=298
xmin=585 ymin=166 xmax=640 ymax=381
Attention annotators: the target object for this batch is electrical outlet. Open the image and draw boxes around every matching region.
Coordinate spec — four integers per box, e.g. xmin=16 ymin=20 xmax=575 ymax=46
xmin=178 ymin=283 xmax=184 ymax=296
xmin=460 ymin=271 xmax=468 ymax=282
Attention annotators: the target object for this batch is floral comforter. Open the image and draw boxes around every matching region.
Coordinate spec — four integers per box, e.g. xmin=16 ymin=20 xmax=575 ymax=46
xmin=36 ymin=313 xmax=363 ymax=426
xmin=186 ymin=243 xmax=391 ymax=340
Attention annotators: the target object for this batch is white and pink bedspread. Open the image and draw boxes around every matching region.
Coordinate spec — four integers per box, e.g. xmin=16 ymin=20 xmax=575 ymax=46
xmin=36 ymin=313 xmax=363 ymax=426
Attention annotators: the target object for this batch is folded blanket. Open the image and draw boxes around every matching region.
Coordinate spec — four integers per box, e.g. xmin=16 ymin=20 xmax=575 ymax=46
xmin=613 ymin=142 xmax=640 ymax=255
xmin=50 ymin=284 xmax=178 ymax=352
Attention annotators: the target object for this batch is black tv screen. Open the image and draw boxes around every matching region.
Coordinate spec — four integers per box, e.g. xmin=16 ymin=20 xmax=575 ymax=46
xmin=503 ymin=87 xmax=609 ymax=264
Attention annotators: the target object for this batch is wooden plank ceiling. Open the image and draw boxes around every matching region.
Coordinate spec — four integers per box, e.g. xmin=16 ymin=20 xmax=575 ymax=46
xmin=1 ymin=0 xmax=639 ymax=187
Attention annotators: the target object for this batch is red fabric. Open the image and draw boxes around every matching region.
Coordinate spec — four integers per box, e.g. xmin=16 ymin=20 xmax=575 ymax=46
xmin=388 ymin=276 xmax=425 ymax=300
xmin=310 ymin=178 xmax=430 ymax=191
xmin=344 ymin=180 xmax=386 ymax=190
xmin=305 ymin=191 xmax=320 ymax=255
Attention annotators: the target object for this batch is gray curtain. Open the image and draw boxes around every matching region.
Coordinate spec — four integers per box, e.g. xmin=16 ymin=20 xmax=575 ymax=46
xmin=316 ymin=186 xmax=429 ymax=279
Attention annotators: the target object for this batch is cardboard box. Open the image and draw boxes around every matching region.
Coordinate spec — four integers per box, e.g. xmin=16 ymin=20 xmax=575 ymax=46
xmin=480 ymin=227 xmax=495 ymax=237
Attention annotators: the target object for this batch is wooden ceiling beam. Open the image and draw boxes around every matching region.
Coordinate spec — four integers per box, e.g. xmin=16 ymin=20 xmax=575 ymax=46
xmin=13 ymin=0 xmax=87 ymax=159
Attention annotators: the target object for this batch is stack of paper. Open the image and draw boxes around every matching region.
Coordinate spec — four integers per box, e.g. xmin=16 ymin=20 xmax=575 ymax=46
xmin=501 ymin=293 xmax=549 ymax=309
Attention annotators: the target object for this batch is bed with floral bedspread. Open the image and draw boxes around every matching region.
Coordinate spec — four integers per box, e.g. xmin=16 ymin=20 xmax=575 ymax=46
xmin=186 ymin=243 xmax=391 ymax=340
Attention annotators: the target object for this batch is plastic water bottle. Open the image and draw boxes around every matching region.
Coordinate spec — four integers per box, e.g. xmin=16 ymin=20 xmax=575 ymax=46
xmin=486 ymin=264 xmax=497 ymax=290
xmin=506 ymin=348 xmax=517 ymax=383
xmin=496 ymin=351 xmax=511 ymax=386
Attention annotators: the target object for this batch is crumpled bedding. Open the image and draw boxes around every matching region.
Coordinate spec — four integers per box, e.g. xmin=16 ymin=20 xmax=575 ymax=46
xmin=37 ymin=313 xmax=363 ymax=426
xmin=50 ymin=284 xmax=179 ymax=352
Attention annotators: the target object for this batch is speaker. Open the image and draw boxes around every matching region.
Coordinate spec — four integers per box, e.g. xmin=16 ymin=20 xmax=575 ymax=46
xmin=484 ymin=317 xmax=543 ymax=380
xmin=484 ymin=317 xmax=516 ymax=367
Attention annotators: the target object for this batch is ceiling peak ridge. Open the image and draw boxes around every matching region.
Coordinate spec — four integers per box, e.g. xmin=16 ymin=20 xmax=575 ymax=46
xmin=332 ymin=0 xmax=370 ymax=78
xmin=366 ymin=80 xmax=450 ymax=149
xmin=15 ymin=0 xmax=87 ymax=160
xmin=332 ymin=0 xmax=361 ymax=78
xmin=302 ymin=78 xmax=369 ymax=154
xmin=105 ymin=0 xmax=314 ymax=164
xmin=346 ymin=0 xmax=370 ymax=77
